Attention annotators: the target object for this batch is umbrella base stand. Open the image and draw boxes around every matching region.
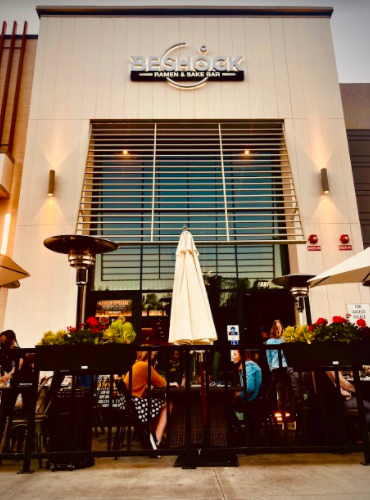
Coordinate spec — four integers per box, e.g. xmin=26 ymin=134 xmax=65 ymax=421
xmin=174 ymin=449 xmax=238 ymax=469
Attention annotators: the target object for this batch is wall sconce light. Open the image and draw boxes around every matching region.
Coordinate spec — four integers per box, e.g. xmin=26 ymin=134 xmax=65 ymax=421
xmin=48 ymin=170 xmax=55 ymax=197
xmin=321 ymin=168 xmax=329 ymax=194
xmin=340 ymin=234 xmax=350 ymax=244
xmin=1 ymin=213 xmax=12 ymax=255
xmin=308 ymin=234 xmax=318 ymax=244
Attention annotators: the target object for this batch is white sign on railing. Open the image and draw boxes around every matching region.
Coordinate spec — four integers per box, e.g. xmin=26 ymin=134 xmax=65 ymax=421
xmin=346 ymin=303 xmax=370 ymax=324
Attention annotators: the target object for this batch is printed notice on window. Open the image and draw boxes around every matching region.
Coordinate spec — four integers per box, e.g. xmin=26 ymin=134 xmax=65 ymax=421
xmin=227 ymin=325 xmax=240 ymax=341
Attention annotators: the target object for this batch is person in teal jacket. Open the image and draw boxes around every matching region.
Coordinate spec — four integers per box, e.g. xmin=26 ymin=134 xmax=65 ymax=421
xmin=232 ymin=349 xmax=262 ymax=401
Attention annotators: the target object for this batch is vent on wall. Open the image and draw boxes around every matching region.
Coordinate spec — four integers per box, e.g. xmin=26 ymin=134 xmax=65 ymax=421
xmin=77 ymin=121 xmax=304 ymax=245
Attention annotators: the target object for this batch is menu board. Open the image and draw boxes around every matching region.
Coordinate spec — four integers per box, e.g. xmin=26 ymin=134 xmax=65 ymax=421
xmin=96 ymin=299 xmax=132 ymax=317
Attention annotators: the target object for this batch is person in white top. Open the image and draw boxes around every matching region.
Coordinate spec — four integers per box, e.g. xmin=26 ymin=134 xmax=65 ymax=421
xmin=326 ymin=371 xmax=370 ymax=440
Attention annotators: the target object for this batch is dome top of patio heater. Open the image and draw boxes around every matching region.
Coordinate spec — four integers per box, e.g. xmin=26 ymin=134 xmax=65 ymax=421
xmin=44 ymin=235 xmax=119 ymax=327
xmin=44 ymin=234 xmax=118 ymax=255
xmin=272 ymin=273 xmax=315 ymax=289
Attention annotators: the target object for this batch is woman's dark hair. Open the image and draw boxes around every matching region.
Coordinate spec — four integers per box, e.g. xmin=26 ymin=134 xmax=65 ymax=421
xmin=235 ymin=349 xmax=251 ymax=363
xmin=0 ymin=330 xmax=19 ymax=347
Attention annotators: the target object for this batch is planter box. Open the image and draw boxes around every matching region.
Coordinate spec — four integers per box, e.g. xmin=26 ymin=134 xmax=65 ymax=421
xmin=282 ymin=341 xmax=370 ymax=368
xmin=36 ymin=344 xmax=136 ymax=372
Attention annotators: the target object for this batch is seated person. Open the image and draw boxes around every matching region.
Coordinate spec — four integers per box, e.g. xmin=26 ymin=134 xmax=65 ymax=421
xmin=124 ymin=349 xmax=173 ymax=450
xmin=326 ymin=370 xmax=370 ymax=438
xmin=169 ymin=350 xmax=181 ymax=385
xmin=0 ymin=330 xmax=33 ymax=446
xmin=232 ymin=349 xmax=262 ymax=402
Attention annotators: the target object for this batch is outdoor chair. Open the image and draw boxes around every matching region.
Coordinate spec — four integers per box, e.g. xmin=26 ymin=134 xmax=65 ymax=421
xmin=92 ymin=401 xmax=105 ymax=438
xmin=313 ymin=371 xmax=361 ymax=446
xmin=113 ymin=378 xmax=151 ymax=451
xmin=7 ymin=376 xmax=53 ymax=467
xmin=232 ymin=379 xmax=281 ymax=448
xmin=92 ymin=378 xmax=106 ymax=438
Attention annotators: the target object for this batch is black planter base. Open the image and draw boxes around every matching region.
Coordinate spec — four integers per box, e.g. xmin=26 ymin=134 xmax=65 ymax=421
xmin=174 ymin=449 xmax=238 ymax=468
xmin=47 ymin=457 xmax=95 ymax=472
xmin=283 ymin=341 xmax=370 ymax=368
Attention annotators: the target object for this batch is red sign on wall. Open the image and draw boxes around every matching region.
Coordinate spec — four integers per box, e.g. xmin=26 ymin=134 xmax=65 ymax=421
xmin=339 ymin=244 xmax=352 ymax=251
xmin=307 ymin=245 xmax=321 ymax=251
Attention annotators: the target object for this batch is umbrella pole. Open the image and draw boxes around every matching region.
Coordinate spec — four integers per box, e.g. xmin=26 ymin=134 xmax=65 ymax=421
xmin=199 ymin=352 xmax=208 ymax=427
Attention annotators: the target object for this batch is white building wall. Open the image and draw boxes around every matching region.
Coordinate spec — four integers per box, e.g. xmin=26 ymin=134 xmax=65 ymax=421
xmin=5 ymin=14 xmax=368 ymax=347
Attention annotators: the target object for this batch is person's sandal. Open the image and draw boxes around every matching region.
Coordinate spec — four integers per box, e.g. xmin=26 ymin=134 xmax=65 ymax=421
xmin=149 ymin=433 xmax=161 ymax=458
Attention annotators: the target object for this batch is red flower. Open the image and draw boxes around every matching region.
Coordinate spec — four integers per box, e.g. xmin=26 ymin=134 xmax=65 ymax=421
xmin=308 ymin=324 xmax=315 ymax=332
xmin=86 ymin=316 xmax=99 ymax=327
xmin=332 ymin=316 xmax=346 ymax=324
xmin=357 ymin=318 xmax=366 ymax=328
xmin=91 ymin=327 xmax=99 ymax=334
xmin=67 ymin=326 xmax=76 ymax=333
xmin=315 ymin=318 xmax=328 ymax=326
xmin=98 ymin=324 xmax=107 ymax=331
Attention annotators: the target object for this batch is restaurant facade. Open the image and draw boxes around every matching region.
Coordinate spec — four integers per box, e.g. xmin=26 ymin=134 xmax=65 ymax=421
xmin=2 ymin=6 xmax=369 ymax=348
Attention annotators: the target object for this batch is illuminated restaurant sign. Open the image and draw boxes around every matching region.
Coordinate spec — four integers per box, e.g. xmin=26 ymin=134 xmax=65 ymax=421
xmin=130 ymin=42 xmax=244 ymax=89
xmin=96 ymin=300 xmax=132 ymax=317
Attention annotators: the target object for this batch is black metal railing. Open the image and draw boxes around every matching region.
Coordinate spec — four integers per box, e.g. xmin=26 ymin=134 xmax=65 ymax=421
xmin=1 ymin=344 xmax=370 ymax=471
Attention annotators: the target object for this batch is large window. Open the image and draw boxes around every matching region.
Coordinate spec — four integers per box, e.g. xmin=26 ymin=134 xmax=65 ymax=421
xmin=78 ymin=121 xmax=301 ymax=291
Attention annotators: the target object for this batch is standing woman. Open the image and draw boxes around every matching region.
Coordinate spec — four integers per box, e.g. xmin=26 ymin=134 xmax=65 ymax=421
xmin=124 ymin=349 xmax=173 ymax=450
xmin=0 ymin=330 xmax=33 ymax=446
xmin=265 ymin=320 xmax=290 ymax=413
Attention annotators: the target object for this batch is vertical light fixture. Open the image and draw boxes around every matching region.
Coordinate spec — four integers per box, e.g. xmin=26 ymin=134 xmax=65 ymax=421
xmin=48 ymin=169 xmax=55 ymax=197
xmin=321 ymin=168 xmax=329 ymax=194
xmin=1 ymin=213 xmax=12 ymax=254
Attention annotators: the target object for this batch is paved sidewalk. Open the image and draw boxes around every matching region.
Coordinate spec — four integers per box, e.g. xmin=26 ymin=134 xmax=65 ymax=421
xmin=0 ymin=453 xmax=369 ymax=500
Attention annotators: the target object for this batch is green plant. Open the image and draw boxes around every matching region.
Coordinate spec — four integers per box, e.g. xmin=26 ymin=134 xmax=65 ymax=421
xmin=283 ymin=325 xmax=317 ymax=344
xmin=40 ymin=330 xmax=70 ymax=345
xmin=39 ymin=316 xmax=136 ymax=345
xmin=103 ymin=317 xmax=136 ymax=344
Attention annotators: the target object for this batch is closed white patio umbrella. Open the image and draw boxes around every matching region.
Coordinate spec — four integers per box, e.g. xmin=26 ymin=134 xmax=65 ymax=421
xmin=169 ymin=229 xmax=217 ymax=345
xmin=308 ymin=247 xmax=370 ymax=288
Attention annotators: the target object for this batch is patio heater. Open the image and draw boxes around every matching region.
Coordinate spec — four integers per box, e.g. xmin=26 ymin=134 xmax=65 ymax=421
xmin=44 ymin=235 xmax=119 ymax=327
xmin=272 ymin=273 xmax=315 ymax=326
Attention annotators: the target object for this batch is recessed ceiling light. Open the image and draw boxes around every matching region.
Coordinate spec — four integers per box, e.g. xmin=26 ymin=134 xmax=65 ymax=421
xmin=123 ymin=150 xmax=128 ymax=155
xmin=244 ymin=150 xmax=250 ymax=155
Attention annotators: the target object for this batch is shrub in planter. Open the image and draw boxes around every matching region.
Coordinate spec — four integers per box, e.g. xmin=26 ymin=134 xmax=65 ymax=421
xmin=283 ymin=315 xmax=369 ymax=344
xmin=39 ymin=316 xmax=136 ymax=345
xmin=282 ymin=316 xmax=370 ymax=367
xmin=103 ymin=316 xmax=136 ymax=344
